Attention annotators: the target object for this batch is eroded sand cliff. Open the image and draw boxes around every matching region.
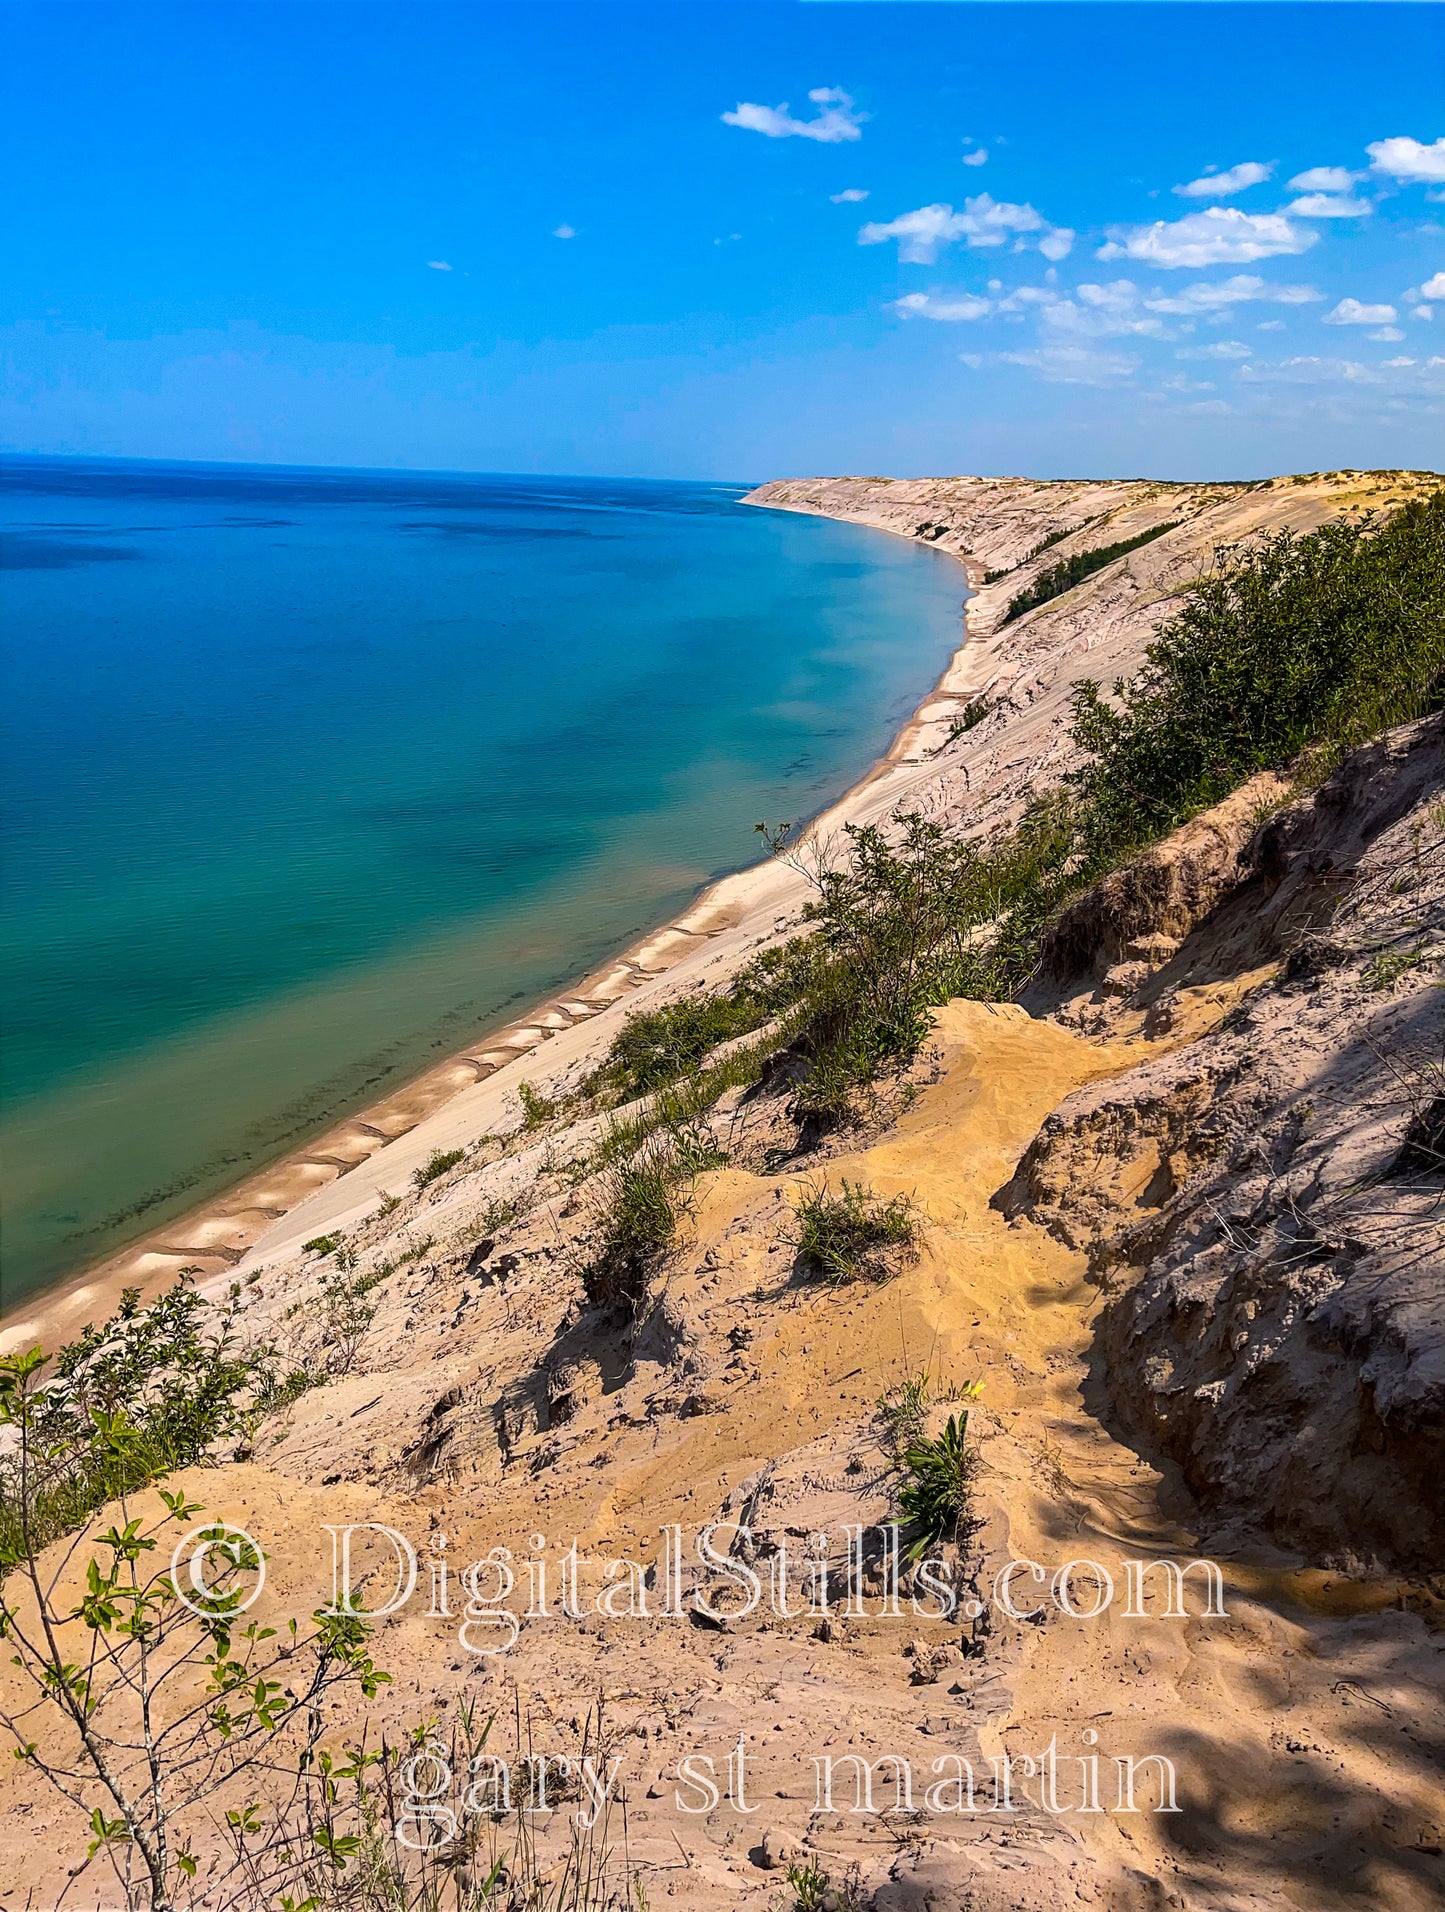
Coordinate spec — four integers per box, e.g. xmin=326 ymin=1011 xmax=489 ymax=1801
xmin=3 ymin=470 xmax=1442 ymax=1909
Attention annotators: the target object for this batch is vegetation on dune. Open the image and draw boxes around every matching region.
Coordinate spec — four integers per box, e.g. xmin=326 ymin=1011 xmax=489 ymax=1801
xmin=982 ymin=513 xmax=1095 ymax=584
xmin=790 ymin=1177 xmax=920 ymax=1282
xmin=900 ymin=1408 xmax=981 ymax=1562
xmin=589 ymin=488 xmax=1445 ymax=1134
xmin=0 ymin=1280 xmax=266 ymax=1565
xmin=1001 ymin=518 xmax=1181 ymax=623
xmin=1069 ymin=494 xmax=1445 ymax=856
xmin=413 ymin=1145 xmax=465 ymax=1188
xmin=581 ymin=1127 xmax=724 ymax=1312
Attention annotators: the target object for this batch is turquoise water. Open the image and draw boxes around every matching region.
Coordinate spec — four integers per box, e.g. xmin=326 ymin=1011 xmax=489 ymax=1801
xmin=0 ymin=456 xmax=965 ymax=1304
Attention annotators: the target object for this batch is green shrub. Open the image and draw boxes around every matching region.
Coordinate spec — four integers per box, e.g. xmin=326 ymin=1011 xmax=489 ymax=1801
xmin=791 ymin=1178 xmax=919 ymax=1282
xmin=1069 ymin=492 xmax=1445 ymax=860
xmin=1002 ymin=520 xmax=1180 ymax=623
xmin=900 ymin=1400 xmax=981 ymax=1561
xmin=518 ymin=1079 xmax=555 ymax=1130
xmin=0 ymin=1280 xmax=267 ymax=1562
xmin=987 ymin=516 xmax=1102 ymax=585
xmin=302 ymin=1233 xmax=340 ymax=1255
xmin=945 ymin=697 xmax=991 ymax=743
xmin=413 ymin=1146 xmax=465 ymax=1189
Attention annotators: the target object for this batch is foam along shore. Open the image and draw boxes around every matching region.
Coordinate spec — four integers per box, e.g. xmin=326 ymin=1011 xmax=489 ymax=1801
xmin=2 ymin=466 xmax=1430 ymax=1355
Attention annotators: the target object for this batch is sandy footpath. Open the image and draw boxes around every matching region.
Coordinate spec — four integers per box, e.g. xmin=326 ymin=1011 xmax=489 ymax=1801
xmin=3 ymin=467 xmax=1428 ymax=1356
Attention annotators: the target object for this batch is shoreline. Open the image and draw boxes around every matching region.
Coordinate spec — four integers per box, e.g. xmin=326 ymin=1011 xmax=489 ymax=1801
xmin=0 ymin=512 xmax=983 ymax=1353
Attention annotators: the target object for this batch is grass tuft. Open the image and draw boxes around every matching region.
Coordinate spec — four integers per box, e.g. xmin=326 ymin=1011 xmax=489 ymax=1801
xmin=791 ymin=1178 xmax=920 ymax=1283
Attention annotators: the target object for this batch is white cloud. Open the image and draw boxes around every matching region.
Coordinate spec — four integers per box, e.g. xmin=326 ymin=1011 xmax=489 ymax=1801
xmin=1286 ymin=193 xmax=1372 ymax=219
xmin=1176 ymin=339 xmax=1253 ymax=360
xmin=830 ymin=188 xmax=869 ymax=203
xmin=1034 ymin=279 xmax=1166 ymax=339
xmin=1412 ymin=305 xmax=1436 ymax=321
xmin=1324 ymin=297 xmax=1399 ymax=325
xmin=722 ymin=87 xmax=864 ymax=144
xmin=1288 ymin=165 xmax=1361 ymax=193
xmin=1258 ymin=319 xmax=1286 ymax=331
xmin=1100 ymin=207 xmax=1317 ymax=268
xmin=1238 ymin=353 xmax=1445 ymax=390
xmin=552 ymin=224 xmax=576 ymax=240
xmin=1143 ymin=273 xmax=1322 ymax=315
xmin=1421 ymin=271 xmax=1445 ymax=299
xmin=1000 ymin=343 xmax=1141 ymax=385
xmin=891 ymin=290 xmax=992 ymax=322
xmin=427 ymin=260 xmax=453 ymax=271
xmin=1367 ymin=135 xmax=1445 ymax=184
xmin=1368 ymin=327 xmax=1405 ymax=342
xmin=859 ymin=194 xmax=1071 ymax=264
xmin=962 ymin=147 xmax=989 ymax=168
xmin=1174 ymin=160 xmax=1272 ymax=198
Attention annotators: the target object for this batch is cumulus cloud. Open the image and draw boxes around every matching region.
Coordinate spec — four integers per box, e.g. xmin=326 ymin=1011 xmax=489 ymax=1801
xmin=1421 ymin=270 xmax=1445 ymax=299
xmin=1176 ymin=339 xmax=1253 ymax=359
xmin=1288 ymin=165 xmax=1361 ymax=193
xmin=427 ymin=260 xmax=453 ymax=271
xmin=1369 ymin=327 xmax=1406 ymax=342
xmin=1412 ymin=306 xmax=1435 ymax=321
xmin=1142 ymin=273 xmax=1323 ymax=315
xmin=1286 ymin=193 xmax=1373 ymax=218
xmin=1367 ymin=135 xmax=1445 ymax=184
xmin=962 ymin=147 xmax=989 ymax=168
xmin=1100 ymin=207 xmax=1317 ymax=268
xmin=552 ymin=224 xmax=576 ymax=240
xmin=1324 ymin=297 xmax=1399 ymax=325
xmin=892 ymin=291 xmax=993 ymax=321
xmin=859 ymin=195 xmax=1072 ymax=264
xmin=1174 ymin=160 xmax=1272 ymax=198
xmin=830 ymin=188 xmax=869 ymax=203
xmin=1034 ymin=280 xmax=1167 ymax=339
xmin=722 ymin=87 xmax=864 ymax=143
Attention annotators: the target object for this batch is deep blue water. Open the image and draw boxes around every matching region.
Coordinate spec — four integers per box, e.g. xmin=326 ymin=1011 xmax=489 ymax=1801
xmin=0 ymin=455 xmax=964 ymax=1303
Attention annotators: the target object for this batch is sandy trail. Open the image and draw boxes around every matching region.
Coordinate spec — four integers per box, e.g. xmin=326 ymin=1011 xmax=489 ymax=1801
xmin=6 ymin=999 xmax=1439 ymax=1908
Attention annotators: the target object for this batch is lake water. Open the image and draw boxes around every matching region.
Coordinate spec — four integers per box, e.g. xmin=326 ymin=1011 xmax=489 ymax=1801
xmin=0 ymin=456 xmax=965 ymax=1304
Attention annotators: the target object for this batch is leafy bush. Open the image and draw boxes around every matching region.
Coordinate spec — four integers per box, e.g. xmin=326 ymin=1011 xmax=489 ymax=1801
xmin=318 ymin=1246 xmax=382 ymax=1375
xmin=302 ymin=1233 xmax=339 ymax=1255
xmin=791 ymin=1178 xmax=919 ymax=1282
xmin=900 ymin=1400 xmax=981 ymax=1561
xmin=413 ymin=1146 xmax=465 ymax=1189
xmin=1002 ymin=519 xmax=1180 ymax=624
xmin=0 ymin=1280 xmax=267 ymax=1562
xmin=1070 ymin=494 xmax=1445 ymax=861
xmin=517 ymin=1079 xmax=555 ymax=1130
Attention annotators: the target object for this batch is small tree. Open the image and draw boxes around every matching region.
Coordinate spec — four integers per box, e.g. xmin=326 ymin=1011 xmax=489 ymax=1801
xmin=0 ymin=1345 xmax=389 ymax=1910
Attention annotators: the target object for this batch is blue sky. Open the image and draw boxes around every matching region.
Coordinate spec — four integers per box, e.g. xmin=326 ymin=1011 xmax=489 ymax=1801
xmin=2 ymin=1 xmax=1442 ymax=480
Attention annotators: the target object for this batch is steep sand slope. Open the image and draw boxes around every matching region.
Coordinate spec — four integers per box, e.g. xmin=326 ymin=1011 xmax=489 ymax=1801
xmin=7 ymin=993 xmax=1441 ymax=1908
xmin=5 ymin=470 xmax=1441 ymax=1911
